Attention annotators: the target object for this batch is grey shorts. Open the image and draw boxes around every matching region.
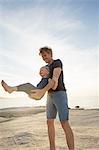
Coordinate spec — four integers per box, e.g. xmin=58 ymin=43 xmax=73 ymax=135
xmin=46 ymin=91 xmax=69 ymax=121
xmin=17 ymin=83 xmax=36 ymax=95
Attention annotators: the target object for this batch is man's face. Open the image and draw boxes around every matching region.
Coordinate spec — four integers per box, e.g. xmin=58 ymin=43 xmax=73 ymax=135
xmin=41 ymin=51 xmax=52 ymax=63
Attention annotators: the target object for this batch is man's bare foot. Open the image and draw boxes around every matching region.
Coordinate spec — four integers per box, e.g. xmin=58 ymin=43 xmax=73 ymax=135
xmin=1 ymin=80 xmax=13 ymax=93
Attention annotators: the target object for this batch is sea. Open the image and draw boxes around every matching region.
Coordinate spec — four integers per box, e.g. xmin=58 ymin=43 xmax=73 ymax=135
xmin=0 ymin=96 xmax=99 ymax=109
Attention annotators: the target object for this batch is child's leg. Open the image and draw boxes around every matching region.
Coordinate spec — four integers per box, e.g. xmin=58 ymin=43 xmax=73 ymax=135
xmin=1 ymin=80 xmax=17 ymax=93
xmin=1 ymin=80 xmax=36 ymax=95
xmin=17 ymin=83 xmax=36 ymax=94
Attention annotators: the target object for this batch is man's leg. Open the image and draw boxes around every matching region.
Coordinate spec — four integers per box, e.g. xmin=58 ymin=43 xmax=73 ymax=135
xmin=52 ymin=91 xmax=74 ymax=150
xmin=61 ymin=121 xmax=74 ymax=150
xmin=46 ymin=93 xmax=57 ymax=150
xmin=47 ymin=119 xmax=56 ymax=150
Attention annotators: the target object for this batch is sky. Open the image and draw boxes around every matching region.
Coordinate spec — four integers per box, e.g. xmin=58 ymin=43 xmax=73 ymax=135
xmin=0 ymin=0 xmax=99 ymax=108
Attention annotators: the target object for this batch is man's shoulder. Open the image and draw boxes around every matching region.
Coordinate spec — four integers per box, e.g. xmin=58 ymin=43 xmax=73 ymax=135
xmin=54 ymin=59 xmax=62 ymax=65
xmin=50 ymin=59 xmax=63 ymax=68
xmin=54 ymin=59 xmax=61 ymax=61
xmin=54 ymin=59 xmax=62 ymax=63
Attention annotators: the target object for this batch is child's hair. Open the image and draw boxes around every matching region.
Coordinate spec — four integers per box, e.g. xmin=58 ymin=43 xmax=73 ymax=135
xmin=40 ymin=66 xmax=49 ymax=77
xmin=41 ymin=66 xmax=49 ymax=71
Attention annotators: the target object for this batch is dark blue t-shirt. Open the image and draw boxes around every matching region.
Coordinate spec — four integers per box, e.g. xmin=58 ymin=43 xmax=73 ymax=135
xmin=37 ymin=78 xmax=48 ymax=89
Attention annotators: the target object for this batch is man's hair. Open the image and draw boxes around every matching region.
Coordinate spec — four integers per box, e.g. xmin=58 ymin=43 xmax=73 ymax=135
xmin=39 ymin=46 xmax=52 ymax=56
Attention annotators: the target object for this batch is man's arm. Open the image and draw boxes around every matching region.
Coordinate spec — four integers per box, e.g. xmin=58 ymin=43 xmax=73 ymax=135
xmin=38 ymin=67 xmax=61 ymax=92
xmin=29 ymin=79 xmax=55 ymax=100
xmin=52 ymin=67 xmax=62 ymax=90
xmin=29 ymin=67 xmax=61 ymax=100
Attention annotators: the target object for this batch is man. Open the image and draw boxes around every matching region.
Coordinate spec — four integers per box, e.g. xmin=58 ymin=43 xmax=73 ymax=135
xmin=30 ymin=47 xmax=74 ymax=150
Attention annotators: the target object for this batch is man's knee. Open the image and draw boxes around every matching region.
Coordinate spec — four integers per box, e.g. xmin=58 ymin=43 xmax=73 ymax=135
xmin=60 ymin=120 xmax=69 ymax=128
xmin=47 ymin=119 xmax=54 ymax=126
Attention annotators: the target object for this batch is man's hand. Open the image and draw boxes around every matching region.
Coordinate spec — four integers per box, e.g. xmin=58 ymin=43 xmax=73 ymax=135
xmin=48 ymin=78 xmax=58 ymax=90
xmin=48 ymin=78 xmax=57 ymax=90
xmin=29 ymin=88 xmax=46 ymax=100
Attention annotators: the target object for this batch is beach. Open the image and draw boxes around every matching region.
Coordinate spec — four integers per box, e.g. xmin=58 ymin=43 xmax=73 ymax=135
xmin=0 ymin=107 xmax=99 ymax=150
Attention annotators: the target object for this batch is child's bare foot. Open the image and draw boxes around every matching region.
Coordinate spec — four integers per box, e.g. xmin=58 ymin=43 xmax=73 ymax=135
xmin=1 ymin=80 xmax=13 ymax=93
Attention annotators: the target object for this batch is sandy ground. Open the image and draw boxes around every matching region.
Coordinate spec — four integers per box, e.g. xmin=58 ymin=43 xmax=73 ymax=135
xmin=0 ymin=107 xmax=99 ymax=150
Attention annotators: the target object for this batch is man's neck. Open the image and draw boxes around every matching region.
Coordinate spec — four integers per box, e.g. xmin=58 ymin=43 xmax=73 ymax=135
xmin=48 ymin=59 xmax=54 ymax=64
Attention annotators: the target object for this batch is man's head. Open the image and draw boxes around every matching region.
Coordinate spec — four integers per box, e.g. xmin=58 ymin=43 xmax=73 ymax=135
xmin=39 ymin=66 xmax=49 ymax=77
xmin=39 ymin=47 xmax=53 ymax=63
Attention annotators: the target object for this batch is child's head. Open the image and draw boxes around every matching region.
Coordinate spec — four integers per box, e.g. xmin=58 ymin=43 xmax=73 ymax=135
xmin=39 ymin=66 xmax=49 ymax=77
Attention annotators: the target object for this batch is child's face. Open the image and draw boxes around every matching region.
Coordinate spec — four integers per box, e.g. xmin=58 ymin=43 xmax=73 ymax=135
xmin=39 ymin=67 xmax=49 ymax=77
